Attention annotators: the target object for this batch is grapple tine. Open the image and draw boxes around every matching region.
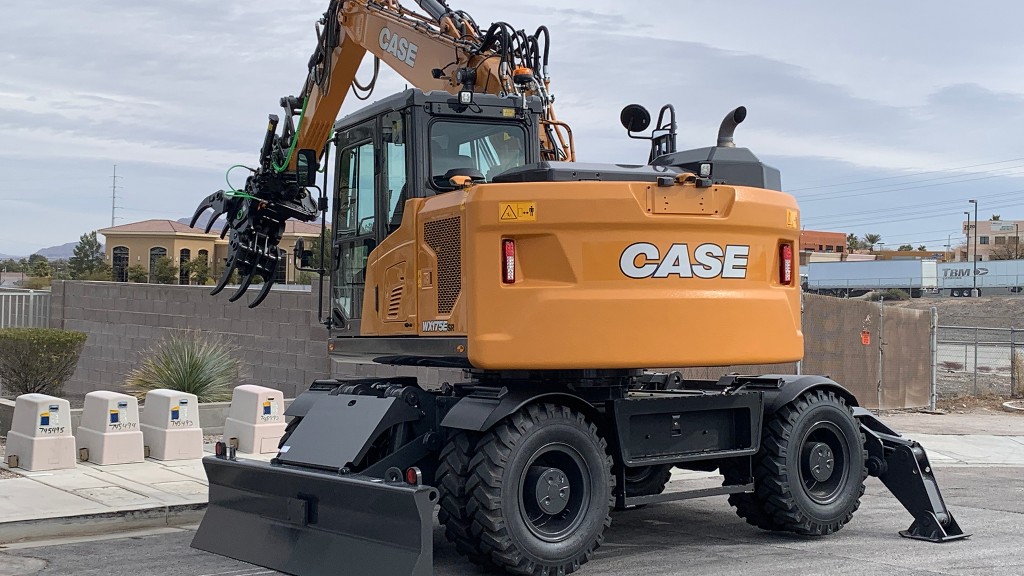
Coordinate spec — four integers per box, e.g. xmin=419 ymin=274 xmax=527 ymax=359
xmin=210 ymin=257 xmax=237 ymax=296
xmin=249 ymin=276 xmax=276 ymax=309
xmin=229 ymin=271 xmax=255 ymax=302
xmin=248 ymin=254 xmax=279 ymax=308
xmin=190 ymin=191 xmax=225 ymax=230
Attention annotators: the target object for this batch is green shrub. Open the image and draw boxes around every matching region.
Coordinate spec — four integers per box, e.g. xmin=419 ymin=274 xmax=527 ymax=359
xmin=0 ymin=328 xmax=87 ymax=397
xmin=126 ymin=330 xmax=240 ymax=403
xmin=867 ymin=288 xmax=910 ymax=301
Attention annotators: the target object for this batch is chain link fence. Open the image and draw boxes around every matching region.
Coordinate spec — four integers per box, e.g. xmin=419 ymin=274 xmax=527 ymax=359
xmin=937 ymin=326 xmax=1022 ymax=397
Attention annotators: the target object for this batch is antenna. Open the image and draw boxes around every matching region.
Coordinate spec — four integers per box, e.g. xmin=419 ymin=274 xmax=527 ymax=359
xmin=111 ymin=164 xmax=123 ymax=226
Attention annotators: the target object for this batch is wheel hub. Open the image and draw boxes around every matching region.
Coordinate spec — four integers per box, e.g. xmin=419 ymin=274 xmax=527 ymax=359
xmin=804 ymin=441 xmax=835 ymax=482
xmin=529 ymin=466 xmax=571 ymax=515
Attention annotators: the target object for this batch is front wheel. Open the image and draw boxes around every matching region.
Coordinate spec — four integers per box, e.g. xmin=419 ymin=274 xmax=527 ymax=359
xmin=727 ymin=389 xmax=866 ymax=536
xmin=463 ymin=404 xmax=613 ymax=575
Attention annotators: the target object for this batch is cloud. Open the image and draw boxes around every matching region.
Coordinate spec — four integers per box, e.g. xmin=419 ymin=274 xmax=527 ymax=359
xmin=3 ymin=0 xmax=1024 ymax=253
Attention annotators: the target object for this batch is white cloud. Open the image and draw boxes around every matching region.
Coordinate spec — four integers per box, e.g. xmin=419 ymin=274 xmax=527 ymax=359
xmin=3 ymin=0 xmax=1024 ymax=254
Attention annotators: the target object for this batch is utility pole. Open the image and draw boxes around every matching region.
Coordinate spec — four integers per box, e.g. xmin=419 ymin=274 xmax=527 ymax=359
xmin=969 ymin=199 xmax=978 ymax=296
xmin=111 ymin=164 xmax=122 ymax=227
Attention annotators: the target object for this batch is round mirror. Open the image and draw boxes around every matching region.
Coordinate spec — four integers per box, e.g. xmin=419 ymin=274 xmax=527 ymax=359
xmin=620 ymin=104 xmax=651 ymax=133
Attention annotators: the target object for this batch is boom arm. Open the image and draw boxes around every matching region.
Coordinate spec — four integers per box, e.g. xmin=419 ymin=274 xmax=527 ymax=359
xmin=191 ymin=0 xmax=573 ymax=306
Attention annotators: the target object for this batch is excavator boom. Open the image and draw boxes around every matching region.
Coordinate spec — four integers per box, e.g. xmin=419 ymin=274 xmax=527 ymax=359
xmin=191 ymin=0 xmax=571 ymax=305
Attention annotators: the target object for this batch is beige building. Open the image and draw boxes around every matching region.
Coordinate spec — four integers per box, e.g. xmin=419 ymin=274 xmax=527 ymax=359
xmin=959 ymin=219 xmax=1023 ymax=261
xmin=98 ymin=219 xmax=321 ymax=284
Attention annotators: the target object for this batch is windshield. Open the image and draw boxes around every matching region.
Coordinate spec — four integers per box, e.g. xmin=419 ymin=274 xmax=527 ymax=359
xmin=430 ymin=121 xmax=527 ymax=187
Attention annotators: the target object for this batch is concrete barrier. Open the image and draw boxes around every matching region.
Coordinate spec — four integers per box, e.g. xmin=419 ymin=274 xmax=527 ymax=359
xmin=1 ymin=397 xmax=293 ymax=439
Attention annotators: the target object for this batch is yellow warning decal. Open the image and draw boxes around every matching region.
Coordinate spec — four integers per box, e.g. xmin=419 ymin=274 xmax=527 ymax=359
xmin=786 ymin=209 xmax=799 ymax=229
xmin=499 ymin=202 xmax=536 ymax=221
xmin=502 ymin=108 xmax=515 ymax=117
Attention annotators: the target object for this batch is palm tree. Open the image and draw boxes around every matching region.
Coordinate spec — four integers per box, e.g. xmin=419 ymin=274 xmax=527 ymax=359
xmin=846 ymin=233 xmax=862 ymax=252
xmin=862 ymin=233 xmax=882 ymax=251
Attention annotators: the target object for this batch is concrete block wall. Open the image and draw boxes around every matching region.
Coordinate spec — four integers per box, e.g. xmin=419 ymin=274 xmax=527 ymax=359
xmin=50 ymin=282 xmax=329 ymax=398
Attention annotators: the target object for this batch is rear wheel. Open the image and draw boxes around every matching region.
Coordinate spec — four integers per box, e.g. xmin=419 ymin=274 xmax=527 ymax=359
xmin=727 ymin=389 xmax=866 ymax=536
xmin=463 ymin=404 xmax=613 ymax=575
xmin=436 ymin=431 xmax=484 ymax=563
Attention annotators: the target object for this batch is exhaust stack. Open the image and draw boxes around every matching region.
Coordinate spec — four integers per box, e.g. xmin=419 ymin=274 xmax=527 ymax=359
xmin=717 ymin=106 xmax=747 ymax=148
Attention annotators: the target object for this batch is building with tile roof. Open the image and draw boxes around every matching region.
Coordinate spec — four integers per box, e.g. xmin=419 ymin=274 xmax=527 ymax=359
xmin=98 ymin=219 xmax=321 ymax=284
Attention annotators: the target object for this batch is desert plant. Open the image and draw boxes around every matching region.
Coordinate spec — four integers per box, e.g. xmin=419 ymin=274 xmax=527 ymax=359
xmin=0 ymin=328 xmax=87 ymax=397
xmin=867 ymin=288 xmax=910 ymax=301
xmin=126 ymin=330 xmax=240 ymax=402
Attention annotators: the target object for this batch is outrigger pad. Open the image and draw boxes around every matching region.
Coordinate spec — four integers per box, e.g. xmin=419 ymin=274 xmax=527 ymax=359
xmin=193 ymin=456 xmax=436 ymax=576
xmin=854 ymin=408 xmax=970 ymax=543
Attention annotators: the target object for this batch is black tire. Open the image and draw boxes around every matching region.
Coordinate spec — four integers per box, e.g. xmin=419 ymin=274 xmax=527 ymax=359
xmin=436 ymin=431 xmax=485 ymax=563
xmin=463 ymin=404 xmax=613 ymax=575
xmin=614 ymin=464 xmax=673 ymax=509
xmin=727 ymin=389 xmax=866 ymax=536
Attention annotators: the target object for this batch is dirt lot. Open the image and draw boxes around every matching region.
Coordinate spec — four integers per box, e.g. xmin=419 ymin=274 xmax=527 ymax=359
xmin=893 ymin=294 xmax=1024 ymax=329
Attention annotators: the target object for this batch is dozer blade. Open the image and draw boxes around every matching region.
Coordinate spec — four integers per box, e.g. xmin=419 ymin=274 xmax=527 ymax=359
xmin=193 ymin=456 xmax=437 ymax=576
xmin=855 ymin=408 xmax=970 ymax=543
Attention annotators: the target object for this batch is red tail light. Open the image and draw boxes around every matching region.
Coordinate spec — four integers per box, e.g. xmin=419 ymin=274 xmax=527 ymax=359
xmin=780 ymin=244 xmax=794 ymax=285
xmin=502 ymin=239 xmax=516 ymax=284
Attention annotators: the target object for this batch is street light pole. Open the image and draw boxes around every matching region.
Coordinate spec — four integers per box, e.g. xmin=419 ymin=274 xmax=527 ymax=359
xmin=964 ymin=211 xmax=971 ymax=263
xmin=969 ymin=199 xmax=978 ymax=296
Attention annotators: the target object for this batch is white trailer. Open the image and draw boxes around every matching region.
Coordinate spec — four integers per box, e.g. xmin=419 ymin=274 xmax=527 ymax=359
xmin=806 ymin=260 xmax=938 ymax=297
xmin=937 ymin=259 xmax=1024 ymax=297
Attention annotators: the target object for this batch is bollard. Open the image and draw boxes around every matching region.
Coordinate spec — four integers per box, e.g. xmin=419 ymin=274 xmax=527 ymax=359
xmin=140 ymin=390 xmax=204 ymax=461
xmin=222 ymin=385 xmax=286 ymax=454
xmin=76 ymin=391 xmax=145 ymax=465
xmin=5 ymin=394 xmax=77 ymax=471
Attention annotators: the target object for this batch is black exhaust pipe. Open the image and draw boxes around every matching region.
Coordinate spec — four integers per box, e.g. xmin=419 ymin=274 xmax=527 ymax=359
xmin=717 ymin=106 xmax=747 ymax=148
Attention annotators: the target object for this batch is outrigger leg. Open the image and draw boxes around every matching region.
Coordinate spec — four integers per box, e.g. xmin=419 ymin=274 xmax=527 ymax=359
xmin=855 ymin=408 xmax=970 ymax=542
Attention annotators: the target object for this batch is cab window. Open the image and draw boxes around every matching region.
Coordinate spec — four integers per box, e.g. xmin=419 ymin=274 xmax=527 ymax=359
xmin=429 ymin=122 xmax=526 ymax=188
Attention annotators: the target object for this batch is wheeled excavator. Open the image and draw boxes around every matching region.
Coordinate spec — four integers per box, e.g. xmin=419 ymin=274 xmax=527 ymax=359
xmin=189 ymin=1 xmax=969 ymax=575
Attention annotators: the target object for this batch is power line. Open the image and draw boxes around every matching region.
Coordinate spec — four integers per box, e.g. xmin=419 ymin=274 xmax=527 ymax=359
xmin=797 ymin=169 xmax=1024 ymax=203
xmin=807 ymin=187 xmax=1024 ymax=224
xmin=810 ymin=198 xmax=1024 ymax=230
xmin=786 ymin=157 xmax=1024 ymax=192
xmin=794 ymin=162 xmax=1024 ymax=199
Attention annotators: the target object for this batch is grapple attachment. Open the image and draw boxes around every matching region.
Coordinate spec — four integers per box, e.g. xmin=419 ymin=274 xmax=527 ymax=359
xmin=855 ymin=408 xmax=970 ymax=542
xmin=193 ymin=455 xmax=436 ymax=576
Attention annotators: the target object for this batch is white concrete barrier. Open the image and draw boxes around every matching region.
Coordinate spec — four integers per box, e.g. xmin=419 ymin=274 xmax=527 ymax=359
xmin=76 ymin=391 xmax=145 ymax=465
xmin=5 ymin=394 xmax=76 ymax=471
xmin=222 ymin=384 xmax=286 ymax=454
xmin=140 ymin=390 xmax=203 ymax=460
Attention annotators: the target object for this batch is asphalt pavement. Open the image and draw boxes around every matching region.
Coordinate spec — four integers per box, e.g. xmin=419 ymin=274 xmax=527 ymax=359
xmin=2 ymin=467 xmax=1021 ymax=576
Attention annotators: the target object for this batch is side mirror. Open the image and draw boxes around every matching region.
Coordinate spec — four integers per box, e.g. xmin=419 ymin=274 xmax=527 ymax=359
xmin=296 ymin=149 xmax=318 ymax=187
xmin=292 ymin=238 xmax=314 ymax=268
xmin=620 ymin=104 xmax=651 ymax=133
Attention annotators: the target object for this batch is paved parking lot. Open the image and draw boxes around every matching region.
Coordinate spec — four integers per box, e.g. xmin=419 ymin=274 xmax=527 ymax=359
xmin=2 ymin=467 xmax=1021 ymax=576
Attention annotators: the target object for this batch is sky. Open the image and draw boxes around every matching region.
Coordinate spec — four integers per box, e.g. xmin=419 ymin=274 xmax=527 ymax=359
xmin=3 ymin=0 xmax=1024 ymax=256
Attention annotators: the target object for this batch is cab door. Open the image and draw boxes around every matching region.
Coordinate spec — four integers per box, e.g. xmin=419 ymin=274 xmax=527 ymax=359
xmin=331 ymin=120 xmax=377 ymax=333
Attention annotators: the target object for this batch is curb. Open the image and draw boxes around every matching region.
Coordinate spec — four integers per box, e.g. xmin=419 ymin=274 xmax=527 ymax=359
xmin=0 ymin=503 xmax=207 ymax=545
xmin=1001 ymin=400 xmax=1024 ymax=413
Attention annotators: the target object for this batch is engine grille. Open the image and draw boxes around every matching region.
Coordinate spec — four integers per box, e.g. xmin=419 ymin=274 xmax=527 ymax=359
xmin=423 ymin=217 xmax=462 ymax=315
xmin=386 ymin=285 xmax=403 ymax=320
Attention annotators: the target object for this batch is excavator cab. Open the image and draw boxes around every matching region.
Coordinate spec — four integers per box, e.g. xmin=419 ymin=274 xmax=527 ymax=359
xmin=327 ymin=89 xmax=541 ymax=332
